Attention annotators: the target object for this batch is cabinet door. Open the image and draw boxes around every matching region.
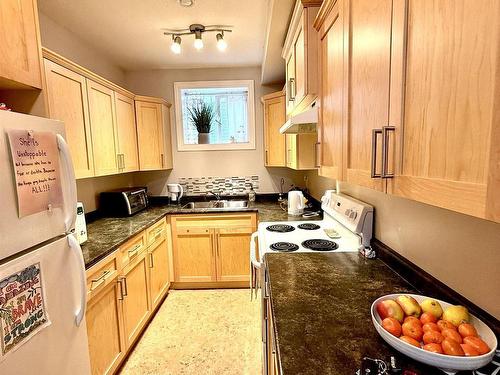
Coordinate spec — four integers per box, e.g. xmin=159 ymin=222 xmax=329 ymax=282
xmin=285 ymin=52 xmax=296 ymax=115
xmin=286 ymin=134 xmax=297 ymax=169
xmin=136 ymin=100 xmax=163 ymax=170
xmin=121 ymin=253 xmax=151 ymax=347
xmin=264 ymin=94 xmax=286 ymax=167
xmin=294 ymin=19 xmax=306 ymax=106
xmin=44 ymin=59 xmax=94 ymax=178
xmin=87 ymin=79 xmax=119 ymax=176
xmin=161 ymin=104 xmax=173 ymax=169
xmin=215 ymin=227 xmax=253 ymax=282
xmin=172 ymin=228 xmax=216 ymax=283
xmin=343 ymin=0 xmax=392 ymax=191
xmin=148 ymin=238 xmax=170 ymax=309
xmin=115 ymin=92 xmax=139 ymax=172
xmin=86 ymin=279 xmax=125 ymax=375
xmin=0 ymin=0 xmax=42 ymax=89
xmin=387 ymin=0 xmax=500 ymax=220
xmin=317 ymin=1 xmax=344 ymax=180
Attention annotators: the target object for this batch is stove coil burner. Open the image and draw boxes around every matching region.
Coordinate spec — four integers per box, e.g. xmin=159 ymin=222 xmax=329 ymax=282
xmin=297 ymin=223 xmax=321 ymax=230
xmin=266 ymin=224 xmax=295 ymax=233
xmin=301 ymin=239 xmax=338 ymax=251
xmin=270 ymin=242 xmax=299 ymax=252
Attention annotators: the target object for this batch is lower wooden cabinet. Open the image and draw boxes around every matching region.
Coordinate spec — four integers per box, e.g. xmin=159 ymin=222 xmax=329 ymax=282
xmin=121 ymin=252 xmax=151 ymax=347
xmin=171 ymin=214 xmax=257 ymax=286
xmin=85 ymin=217 xmax=171 ymax=374
xmin=148 ymin=237 xmax=171 ymax=309
xmin=86 ymin=278 xmax=126 ymax=375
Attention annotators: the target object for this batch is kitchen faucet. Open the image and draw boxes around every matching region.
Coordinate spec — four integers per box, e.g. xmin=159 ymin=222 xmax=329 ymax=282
xmin=206 ymin=190 xmax=221 ymax=201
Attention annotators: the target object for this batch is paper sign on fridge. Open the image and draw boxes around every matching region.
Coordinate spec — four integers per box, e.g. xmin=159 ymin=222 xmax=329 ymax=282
xmin=0 ymin=262 xmax=50 ymax=358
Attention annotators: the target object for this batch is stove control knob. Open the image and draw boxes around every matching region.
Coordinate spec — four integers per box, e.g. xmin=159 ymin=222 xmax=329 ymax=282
xmin=345 ymin=209 xmax=351 ymax=216
xmin=349 ymin=211 xmax=357 ymax=220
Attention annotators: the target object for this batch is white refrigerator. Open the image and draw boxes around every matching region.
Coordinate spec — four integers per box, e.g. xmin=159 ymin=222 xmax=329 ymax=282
xmin=0 ymin=111 xmax=91 ymax=374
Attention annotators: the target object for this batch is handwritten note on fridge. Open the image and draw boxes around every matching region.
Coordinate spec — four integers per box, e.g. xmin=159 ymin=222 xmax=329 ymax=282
xmin=7 ymin=130 xmax=63 ymax=218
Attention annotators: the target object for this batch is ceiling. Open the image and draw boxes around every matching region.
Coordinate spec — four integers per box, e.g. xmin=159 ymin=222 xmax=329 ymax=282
xmin=38 ymin=0 xmax=270 ymax=71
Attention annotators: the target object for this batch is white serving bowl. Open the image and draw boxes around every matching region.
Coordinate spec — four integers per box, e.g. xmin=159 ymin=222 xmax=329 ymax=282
xmin=371 ymin=294 xmax=497 ymax=373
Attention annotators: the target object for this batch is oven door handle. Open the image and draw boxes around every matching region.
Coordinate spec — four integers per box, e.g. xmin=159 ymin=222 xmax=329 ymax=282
xmin=250 ymin=232 xmax=261 ymax=269
xmin=250 ymin=232 xmax=261 ymax=300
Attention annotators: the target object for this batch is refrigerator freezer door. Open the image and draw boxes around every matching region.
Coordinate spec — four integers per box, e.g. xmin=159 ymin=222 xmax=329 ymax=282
xmin=0 ymin=235 xmax=91 ymax=375
xmin=0 ymin=111 xmax=75 ymax=261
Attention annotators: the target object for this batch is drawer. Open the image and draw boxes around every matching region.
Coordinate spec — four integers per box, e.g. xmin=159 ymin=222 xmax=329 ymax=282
xmin=146 ymin=217 xmax=167 ymax=247
xmin=176 ymin=227 xmax=211 ymax=236
xmin=86 ymin=257 xmax=119 ymax=298
xmin=172 ymin=213 xmax=256 ymax=230
xmin=218 ymin=226 xmax=254 ymax=235
xmin=119 ymin=231 xmax=146 ymax=267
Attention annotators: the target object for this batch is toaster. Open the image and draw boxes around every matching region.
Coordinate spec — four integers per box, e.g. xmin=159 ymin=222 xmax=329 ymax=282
xmin=99 ymin=187 xmax=148 ymax=217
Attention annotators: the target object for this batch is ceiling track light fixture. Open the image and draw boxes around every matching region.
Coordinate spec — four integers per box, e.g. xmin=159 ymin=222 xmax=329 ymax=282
xmin=163 ymin=24 xmax=232 ymax=54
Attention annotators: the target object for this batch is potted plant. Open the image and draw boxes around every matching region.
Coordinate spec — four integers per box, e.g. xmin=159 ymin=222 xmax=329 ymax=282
xmin=187 ymin=102 xmax=215 ymax=144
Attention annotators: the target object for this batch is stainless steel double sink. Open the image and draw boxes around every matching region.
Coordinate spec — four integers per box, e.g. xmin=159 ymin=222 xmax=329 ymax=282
xmin=182 ymin=200 xmax=249 ymax=210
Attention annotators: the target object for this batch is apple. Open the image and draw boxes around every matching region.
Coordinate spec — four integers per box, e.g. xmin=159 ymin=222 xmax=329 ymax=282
xmin=420 ymin=298 xmax=443 ymax=319
xmin=443 ymin=305 xmax=469 ymax=327
xmin=396 ymin=295 xmax=422 ymax=318
xmin=377 ymin=299 xmax=404 ymax=323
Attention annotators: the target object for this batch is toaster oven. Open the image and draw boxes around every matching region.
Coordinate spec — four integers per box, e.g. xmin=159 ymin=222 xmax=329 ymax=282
xmin=99 ymin=187 xmax=148 ymax=216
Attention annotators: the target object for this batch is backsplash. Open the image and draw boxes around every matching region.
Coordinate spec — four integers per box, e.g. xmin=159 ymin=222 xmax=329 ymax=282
xmin=179 ymin=175 xmax=259 ymax=196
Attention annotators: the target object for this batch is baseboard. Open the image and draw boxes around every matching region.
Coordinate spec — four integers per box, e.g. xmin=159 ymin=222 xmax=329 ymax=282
xmin=171 ymin=281 xmax=249 ymax=289
xmin=373 ymin=239 xmax=500 ymax=338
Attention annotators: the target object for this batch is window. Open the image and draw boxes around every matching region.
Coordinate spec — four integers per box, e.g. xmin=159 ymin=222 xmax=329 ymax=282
xmin=174 ymin=80 xmax=255 ymax=151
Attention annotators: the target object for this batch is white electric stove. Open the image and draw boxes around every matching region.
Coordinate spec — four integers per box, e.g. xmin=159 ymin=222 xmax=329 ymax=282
xmin=250 ymin=190 xmax=374 ymax=267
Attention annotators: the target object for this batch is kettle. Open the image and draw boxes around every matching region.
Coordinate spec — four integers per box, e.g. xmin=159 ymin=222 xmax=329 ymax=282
xmin=288 ymin=191 xmax=306 ymax=216
xmin=167 ymin=183 xmax=184 ymax=203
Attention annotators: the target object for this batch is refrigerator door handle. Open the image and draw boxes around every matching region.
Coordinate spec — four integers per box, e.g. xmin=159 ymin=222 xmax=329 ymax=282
xmin=68 ymin=234 xmax=87 ymax=326
xmin=56 ymin=134 xmax=78 ymax=233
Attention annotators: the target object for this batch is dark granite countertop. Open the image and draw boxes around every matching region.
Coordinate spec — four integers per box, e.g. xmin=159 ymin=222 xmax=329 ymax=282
xmin=265 ymin=252 xmax=451 ymax=375
xmin=81 ymin=199 xmax=318 ymax=269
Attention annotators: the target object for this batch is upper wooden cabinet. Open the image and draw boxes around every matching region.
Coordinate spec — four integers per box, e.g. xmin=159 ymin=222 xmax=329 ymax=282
xmin=43 ymin=49 xmax=173 ymax=177
xmin=0 ymin=0 xmax=42 ymax=89
xmin=315 ymin=0 xmax=500 ymax=222
xmin=283 ymin=0 xmax=321 ymax=116
xmin=387 ymin=0 xmax=500 ymax=222
xmin=115 ymin=92 xmax=139 ymax=172
xmin=286 ymin=133 xmax=317 ymax=170
xmin=262 ymin=91 xmax=287 ymax=167
xmin=44 ymin=59 xmax=94 ymax=178
xmin=135 ymin=96 xmax=173 ymax=171
xmin=87 ymin=79 xmax=119 ymax=176
xmin=316 ymin=0 xmax=343 ymax=180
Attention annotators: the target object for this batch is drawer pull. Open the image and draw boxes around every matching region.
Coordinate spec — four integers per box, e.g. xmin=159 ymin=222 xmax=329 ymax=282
xmin=90 ymin=270 xmax=111 ymax=290
xmin=128 ymin=243 xmax=141 ymax=257
xmin=154 ymin=227 xmax=164 ymax=240
xmin=149 ymin=253 xmax=154 ymax=268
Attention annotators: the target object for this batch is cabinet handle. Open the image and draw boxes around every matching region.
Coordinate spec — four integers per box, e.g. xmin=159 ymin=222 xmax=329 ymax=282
xmin=128 ymin=243 xmax=141 ymax=258
xmin=381 ymin=126 xmax=395 ymax=178
xmin=121 ymin=154 xmax=125 ymax=169
xmin=314 ymin=142 xmax=321 ymax=168
xmin=265 ymin=150 xmax=269 ymax=165
xmin=154 ymin=227 xmax=164 ymax=240
xmin=371 ymin=129 xmax=383 ymax=178
xmin=161 ymin=153 xmax=164 ymax=168
xmin=90 ymin=269 xmax=111 ymax=291
xmin=117 ymin=279 xmax=124 ymax=300
xmin=288 ymin=78 xmax=295 ymax=102
xmin=149 ymin=252 xmax=154 ymax=268
xmin=119 ymin=276 xmax=128 ymax=296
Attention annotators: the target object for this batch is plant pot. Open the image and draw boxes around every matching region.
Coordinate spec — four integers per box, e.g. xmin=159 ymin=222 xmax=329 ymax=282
xmin=198 ymin=133 xmax=210 ymax=144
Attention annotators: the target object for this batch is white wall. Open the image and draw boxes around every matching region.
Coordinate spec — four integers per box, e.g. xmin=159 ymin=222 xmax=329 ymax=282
xmin=126 ymin=67 xmax=305 ymax=195
xmin=38 ymin=12 xmax=127 ymax=87
xmin=306 ymin=171 xmax=500 ymax=319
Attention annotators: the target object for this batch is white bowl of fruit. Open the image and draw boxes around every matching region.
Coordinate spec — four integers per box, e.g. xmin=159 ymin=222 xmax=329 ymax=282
xmin=371 ymin=294 xmax=497 ymax=372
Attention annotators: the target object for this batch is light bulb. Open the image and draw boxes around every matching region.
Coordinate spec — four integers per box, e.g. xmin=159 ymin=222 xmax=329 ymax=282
xmin=194 ymin=34 xmax=203 ymax=50
xmin=171 ymin=36 xmax=181 ymax=54
xmin=216 ymin=33 xmax=227 ymax=51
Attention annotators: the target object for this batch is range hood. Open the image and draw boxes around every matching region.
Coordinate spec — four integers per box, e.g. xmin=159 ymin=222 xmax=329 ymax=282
xmin=279 ymin=102 xmax=318 ymax=134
